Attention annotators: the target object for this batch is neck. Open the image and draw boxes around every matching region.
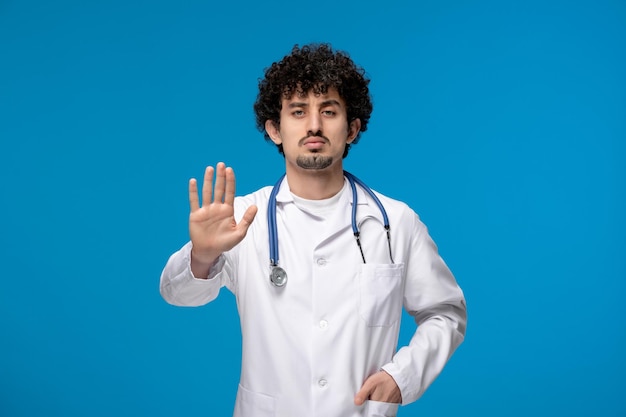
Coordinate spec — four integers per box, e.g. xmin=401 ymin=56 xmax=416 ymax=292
xmin=285 ymin=163 xmax=345 ymax=200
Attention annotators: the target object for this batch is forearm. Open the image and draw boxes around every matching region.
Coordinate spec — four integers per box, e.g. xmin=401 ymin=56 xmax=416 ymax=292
xmin=160 ymin=241 xmax=226 ymax=306
xmin=382 ymin=299 xmax=467 ymax=404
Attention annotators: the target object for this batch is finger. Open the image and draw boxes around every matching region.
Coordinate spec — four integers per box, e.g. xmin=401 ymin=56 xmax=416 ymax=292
xmin=224 ymin=166 xmax=236 ymax=206
xmin=202 ymin=166 xmax=214 ymax=207
xmin=189 ymin=178 xmax=200 ymax=212
xmin=237 ymin=205 xmax=258 ymax=233
xmin=213 ymin=162 xmax=226 ymax=203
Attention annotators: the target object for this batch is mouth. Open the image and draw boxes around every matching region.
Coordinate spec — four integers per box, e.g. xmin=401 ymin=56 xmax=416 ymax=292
xmin=302 ymin=137 xmax=328 ymax=150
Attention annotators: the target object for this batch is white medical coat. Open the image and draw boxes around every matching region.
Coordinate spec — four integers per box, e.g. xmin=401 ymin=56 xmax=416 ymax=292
xmin=160 ymin=178 xmax=466 ymax=417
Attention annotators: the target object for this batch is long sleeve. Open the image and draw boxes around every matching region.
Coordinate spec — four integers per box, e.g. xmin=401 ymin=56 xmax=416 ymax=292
xmin=382 ymin=214 xmax=467 ymax=404
xmin=159 ymin=241 xmax=228 ymax=307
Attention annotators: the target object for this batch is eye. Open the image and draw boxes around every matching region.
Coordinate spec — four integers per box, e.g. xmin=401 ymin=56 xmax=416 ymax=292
xmin=322 ymin=110 xmax=336 ymax=116
xmin=292 ymin=110 xmax=305 ymax=117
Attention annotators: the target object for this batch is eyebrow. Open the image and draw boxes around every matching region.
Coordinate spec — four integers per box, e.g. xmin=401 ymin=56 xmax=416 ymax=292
xmin=286 ymin=99 xmax=343 ymax=108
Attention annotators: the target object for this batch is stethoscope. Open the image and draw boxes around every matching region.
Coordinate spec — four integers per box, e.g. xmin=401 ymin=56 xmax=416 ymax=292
xmin=268 ymin=171 xmax=394 ymax=287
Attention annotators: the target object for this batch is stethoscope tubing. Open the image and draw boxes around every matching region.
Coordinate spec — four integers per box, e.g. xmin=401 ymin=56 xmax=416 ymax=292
xmin=343 ymin=171 xmax=390 ymax=229
xmin=267 ymin=171 xmax=393 ymax=287
xmin=344 ymin=171 xmax=394 ymax=264
xmin=268 ymin=173 xmax=285 ymax=268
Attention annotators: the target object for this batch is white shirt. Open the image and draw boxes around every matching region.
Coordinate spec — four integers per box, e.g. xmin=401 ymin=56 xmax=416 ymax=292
xmin=160 ymin=178 xmax=466 ymax=417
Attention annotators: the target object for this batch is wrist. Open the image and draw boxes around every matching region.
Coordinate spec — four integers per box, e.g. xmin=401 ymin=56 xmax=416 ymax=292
xmin=190 ymin=247 xmax=220 ymax=265
xmin=190 ymin=247 xmax=221 ymax=279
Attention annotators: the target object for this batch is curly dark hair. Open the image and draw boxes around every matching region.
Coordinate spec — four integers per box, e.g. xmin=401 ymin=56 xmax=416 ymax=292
xmin=253 ymin=43 xmax=373 ymax=157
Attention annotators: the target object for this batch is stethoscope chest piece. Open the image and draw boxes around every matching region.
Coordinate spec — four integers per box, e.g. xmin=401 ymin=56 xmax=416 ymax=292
xmin=270 ymin=266 xmax=287 ymax=287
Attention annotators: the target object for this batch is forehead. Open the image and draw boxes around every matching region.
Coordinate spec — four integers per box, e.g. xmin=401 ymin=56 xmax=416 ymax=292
xmin=281 ymin=86 xmax=345 ymax=105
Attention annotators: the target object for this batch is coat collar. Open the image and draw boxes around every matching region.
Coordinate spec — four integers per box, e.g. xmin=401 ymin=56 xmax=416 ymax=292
xmin=274 ymin=176 xmax=369 ymax=206
xmin=273 ymin=175 xmax=383 ymax=225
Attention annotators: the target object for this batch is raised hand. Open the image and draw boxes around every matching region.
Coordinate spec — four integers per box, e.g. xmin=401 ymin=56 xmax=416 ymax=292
xmin=188 ymin=163 xmax=258 ymax=277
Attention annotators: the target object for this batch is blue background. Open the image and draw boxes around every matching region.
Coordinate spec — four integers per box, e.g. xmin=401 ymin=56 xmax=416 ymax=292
xmin=1 ymin=0 xmax=624 ymax=415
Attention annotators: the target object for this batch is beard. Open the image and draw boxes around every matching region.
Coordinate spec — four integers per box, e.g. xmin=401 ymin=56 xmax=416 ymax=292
xmin=296 ymin=154 xmax=333 ymax=170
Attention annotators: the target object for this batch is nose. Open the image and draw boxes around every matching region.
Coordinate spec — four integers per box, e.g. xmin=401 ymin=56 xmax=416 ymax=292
xmin=306 ymin=112 xmax=322 ymax=134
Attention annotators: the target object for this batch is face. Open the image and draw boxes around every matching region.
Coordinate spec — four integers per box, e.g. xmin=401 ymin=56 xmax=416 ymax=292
xmin=265 ymin=87 xmax=361 ymax=173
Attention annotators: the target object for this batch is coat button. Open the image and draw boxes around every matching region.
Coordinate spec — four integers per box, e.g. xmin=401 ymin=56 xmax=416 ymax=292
xmin=318 ymin=379 xmax=327 ymax=387
xmin=316 ymin=258 xmax=327 ymax=266
xmin=319 ymin=320 xmax=328 ymax=329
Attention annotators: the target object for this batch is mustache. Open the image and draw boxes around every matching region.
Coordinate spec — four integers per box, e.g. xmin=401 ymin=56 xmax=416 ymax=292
xmin=298 ymin=130 xmax=330 ymax=146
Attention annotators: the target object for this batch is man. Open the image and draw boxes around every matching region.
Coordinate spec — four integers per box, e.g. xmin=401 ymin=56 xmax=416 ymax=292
xmin=160 ymin=43 xmax=466 ymax=417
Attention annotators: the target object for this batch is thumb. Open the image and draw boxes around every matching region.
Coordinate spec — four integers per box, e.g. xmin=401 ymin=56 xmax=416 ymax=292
xmin=237 ymin=205 xmax=258 ymax=232
xmin=354 ymin=378 xmax=374 ymax=406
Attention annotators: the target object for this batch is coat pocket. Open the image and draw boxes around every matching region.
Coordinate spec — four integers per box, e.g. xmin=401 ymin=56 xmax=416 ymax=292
xmin=233 ymin=384 xmax=275 ymax=417
xmin=363 ymin=400 xmax=399 ymax=417
xmin=358 ymin=263 xmax=404 ymax=327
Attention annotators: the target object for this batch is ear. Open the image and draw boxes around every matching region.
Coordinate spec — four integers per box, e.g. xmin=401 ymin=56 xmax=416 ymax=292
xmin=265 ymin=120 xmax=282 ymax=145
xmin=347 ymin=118 xmax=361 ymax=144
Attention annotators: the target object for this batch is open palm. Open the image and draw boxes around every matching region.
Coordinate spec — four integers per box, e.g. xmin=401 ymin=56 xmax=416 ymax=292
xmin=188 ymin=163 xmax=258 ymax=266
